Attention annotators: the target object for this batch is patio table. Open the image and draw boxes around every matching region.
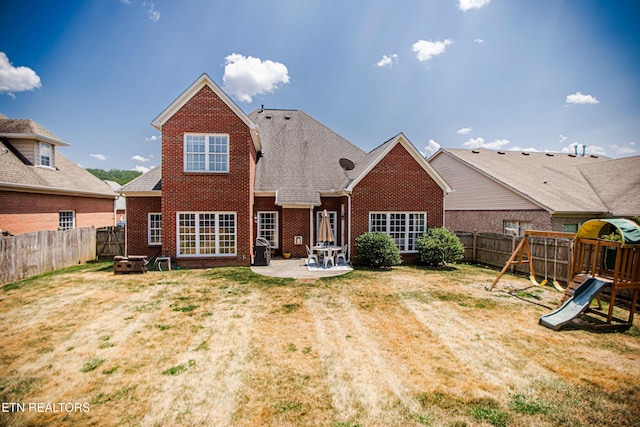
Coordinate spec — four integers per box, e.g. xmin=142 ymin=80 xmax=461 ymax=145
xmin=312 ymin=245 xmax=341 ymax=268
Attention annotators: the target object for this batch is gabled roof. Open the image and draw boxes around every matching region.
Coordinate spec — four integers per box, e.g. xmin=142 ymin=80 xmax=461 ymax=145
xmin=347 ymin=132 xmax=451 ymax=193
xmin=119 ymin=166 xmax=162 ymax=196
xmin=0 ymin=116 xmax=68 ymax=146
xmin=249 ymin=109 xmax=366 ymax=206
xmin=577 ymin=155 xmax=640 ymax=216
xmin=151 ymin=73 xmax=261 ymax=152
xmin=0 ymin=139 xmax=115 ymax=198
xmin=431 ymin=148 xmax=612 ymax=214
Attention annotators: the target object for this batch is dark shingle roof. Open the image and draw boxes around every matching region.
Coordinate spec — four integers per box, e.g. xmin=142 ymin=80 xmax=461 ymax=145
xmin=0 ymin=117 xmax=67 ymax=145
xmin=249 ymin=109 xmax=366 ymax=205
xmin=119 ymin=166 xmax=162 ymax=193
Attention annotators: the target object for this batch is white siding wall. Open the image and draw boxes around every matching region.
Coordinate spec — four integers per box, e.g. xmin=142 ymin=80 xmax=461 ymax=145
xmin=431 ymin=152 xmax=539 ymax=210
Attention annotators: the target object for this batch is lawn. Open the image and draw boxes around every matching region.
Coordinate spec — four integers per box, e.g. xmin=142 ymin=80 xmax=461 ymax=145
xmin=1 ymin=262 xmax=639 ymax=426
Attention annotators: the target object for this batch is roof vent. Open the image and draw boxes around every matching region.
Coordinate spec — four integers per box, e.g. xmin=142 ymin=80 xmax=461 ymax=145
xmin=546 ymin=153 xmax=554 ymax=157
xmin=471 ymin=149 xmax=479 ymax=154
xmin=284 ymin=115 xmax=291 ymax=120
xmin=265 ymin=115 xmax=272 ymax=119
xmin=497 ymin=151 xmax=506 ymax=155
xmin=522 ymin=152 xmax=530 ymax=155
xmin=590 ymin=154 xmax=599 ymax=158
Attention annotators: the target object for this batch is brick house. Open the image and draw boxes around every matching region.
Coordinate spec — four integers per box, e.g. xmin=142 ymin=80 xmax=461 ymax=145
xmin=121 ymin=74 xmax=450 ymax=267
xmin=0 ymin=114 xmax=116 ymax=235
xmin=428 ymin=147 xmax=640 ymax=235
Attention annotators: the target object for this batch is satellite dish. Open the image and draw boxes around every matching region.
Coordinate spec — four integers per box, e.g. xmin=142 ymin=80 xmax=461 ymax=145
xmin=339 ymin=158 xmax=355 ymax=171
xmin=339 ymin=158 xmax=355 ymax=183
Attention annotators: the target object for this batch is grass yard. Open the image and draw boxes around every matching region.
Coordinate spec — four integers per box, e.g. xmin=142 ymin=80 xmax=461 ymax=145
xmin=1 ymin=262 xmax=639 ymax=426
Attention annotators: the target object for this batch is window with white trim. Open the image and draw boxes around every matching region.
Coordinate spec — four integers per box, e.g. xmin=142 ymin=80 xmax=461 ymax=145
xmin=148 ymin=213 xmax=162 ymax=245
xmin=504 ymin=220 xmax=531 ymax=237
xmin=316 ymin=210 xmax=338 ymax=244
xmin=39 ymin=142 xmax=53 ymax=167
xmin=369 ymin=212 xmax=426 ymax=252
xmin=258 ymin=212 xmax=279 ymax=248
xmin=184 ymin=134 xmax=229 ymax=172
xmin=177 ymin=212 xmax=236 ymax=256
xmin=59 ymin=211 xmax=75 ymax=230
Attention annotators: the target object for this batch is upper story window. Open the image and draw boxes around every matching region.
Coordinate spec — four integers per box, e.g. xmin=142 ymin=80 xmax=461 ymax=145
xmin=184 ymin=134 xmax=229 ymax=173
xmin=39 ymin=142 xmax=53 ymax=167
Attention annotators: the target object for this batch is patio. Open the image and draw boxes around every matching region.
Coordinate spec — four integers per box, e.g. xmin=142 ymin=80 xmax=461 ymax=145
xmin=250 ymin=257 xmax=353 ymax=279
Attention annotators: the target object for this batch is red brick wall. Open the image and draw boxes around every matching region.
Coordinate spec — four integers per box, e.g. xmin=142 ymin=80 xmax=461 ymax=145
xmin=0 ymin=190 xmax=114 ymax=235
xmin=444 ymin=209 xmax=550 ymax=234
xmin=350 ymin=143 xmax=444 ymax=262
xmin=124 ymin=196 xmax=161 ymax=258
xmin=160 ymin=85 xmax=255 ymax=267
xmin=281 ymin=208 xmax=310 ymax=258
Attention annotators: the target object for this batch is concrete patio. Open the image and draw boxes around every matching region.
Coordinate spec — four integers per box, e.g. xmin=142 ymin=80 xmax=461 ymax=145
xmin=250 ymin=257 xmax=353 ymax=279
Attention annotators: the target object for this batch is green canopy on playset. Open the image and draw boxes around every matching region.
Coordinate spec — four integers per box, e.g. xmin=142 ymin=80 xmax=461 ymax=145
xmin=575 ymin=218 xmax=640 ymax=246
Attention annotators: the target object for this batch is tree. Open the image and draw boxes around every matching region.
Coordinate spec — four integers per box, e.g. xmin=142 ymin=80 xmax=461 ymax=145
xmin=86 ymin=169 xmax=142 ymax=186
xmin=355 ymin=232 xmax=402 ymax=269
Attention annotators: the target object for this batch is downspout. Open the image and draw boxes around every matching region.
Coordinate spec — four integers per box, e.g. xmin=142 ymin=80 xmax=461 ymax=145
xmin=310 ymin=207 xmax=314 ymax=247
xmin=347 ymin=194 xmax=352 ymax=259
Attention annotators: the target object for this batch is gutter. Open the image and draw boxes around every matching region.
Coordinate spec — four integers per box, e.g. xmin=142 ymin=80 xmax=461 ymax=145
xmin=0 ymin=182 xmax=116 ymax=199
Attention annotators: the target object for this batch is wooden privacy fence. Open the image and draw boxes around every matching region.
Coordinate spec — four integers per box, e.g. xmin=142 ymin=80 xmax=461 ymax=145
xmin=0 ymin=227 xmax=97 ymax=285
xmin=96 ymin=226 xmax=125 ymax=258
xmin=455 ymin=231 xmax=573 ymax=284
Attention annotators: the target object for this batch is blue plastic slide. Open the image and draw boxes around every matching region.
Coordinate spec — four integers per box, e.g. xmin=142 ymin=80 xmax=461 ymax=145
xmin=539 ymin=278 xmax=611 ymax=330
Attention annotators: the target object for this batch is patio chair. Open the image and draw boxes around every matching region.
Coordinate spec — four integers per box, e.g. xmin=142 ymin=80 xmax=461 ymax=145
xmin=323 ymin=249 xmax=335 ymax=269
xmin=336 ymin=244 xmax=349 ymax=265
xmin=305 ymin=245 xmax=319 ymax=266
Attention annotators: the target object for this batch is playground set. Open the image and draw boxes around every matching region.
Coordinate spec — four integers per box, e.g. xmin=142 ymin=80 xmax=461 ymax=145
xmin=490 ymin=218 xmax=640 ymax=331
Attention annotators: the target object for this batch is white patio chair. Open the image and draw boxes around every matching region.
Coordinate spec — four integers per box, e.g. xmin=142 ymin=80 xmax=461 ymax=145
xmin=305 ymin=245 xmax=319 ymax=266
xmin=336 ymin=244 xmax=349 ymax=265
xmin=323 ymin=248 xmax=335 ymax=269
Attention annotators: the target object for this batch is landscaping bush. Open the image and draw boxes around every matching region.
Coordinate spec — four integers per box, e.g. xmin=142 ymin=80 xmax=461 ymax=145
xmin=416 ymin=227 xmax=465 ymax=267
xmin=355 ymin=232 xmax=402 ymax=268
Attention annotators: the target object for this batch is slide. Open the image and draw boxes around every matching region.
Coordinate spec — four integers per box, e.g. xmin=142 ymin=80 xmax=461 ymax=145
xmin=539 ymin=278 xmax=611 ymax=331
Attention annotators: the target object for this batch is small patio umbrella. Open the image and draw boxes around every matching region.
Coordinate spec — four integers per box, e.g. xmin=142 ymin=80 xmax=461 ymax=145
xmin=318 ymin=209 xmax=335 ymax=244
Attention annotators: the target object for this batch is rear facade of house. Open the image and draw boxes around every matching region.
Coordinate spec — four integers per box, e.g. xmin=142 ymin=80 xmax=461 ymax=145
xmin=122 ymin=74 xmax=450 ymax=267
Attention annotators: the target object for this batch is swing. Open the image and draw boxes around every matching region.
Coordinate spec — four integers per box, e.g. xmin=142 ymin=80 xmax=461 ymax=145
xmin=537 ymin=237 xmax=549 ymax=287
xmin=551 ymin=238 xmax=565 ymax=291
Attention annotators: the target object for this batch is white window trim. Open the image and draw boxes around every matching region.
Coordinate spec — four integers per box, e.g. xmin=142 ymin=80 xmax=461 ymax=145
xmin=504 ymin=220 xmax=531 ymax=237
xmin=39 ymin=142 xmax=54 ymax=168
xmin=59 ymin=210 xmax=75 ymax=230
xmin=176 ymin=212 xmax=237 ymax=258
xmin=316 ymin=210 xmax=338 ymax=245
xmin=257 ymin=211 xmax=279 ymax=249
xmin=183 ymin=133 xmax=230 ymax=173
xmin=368 ymin=212 xmax=427 ymax=253
xmin=148 ymin=213 xmax=162 ymax=246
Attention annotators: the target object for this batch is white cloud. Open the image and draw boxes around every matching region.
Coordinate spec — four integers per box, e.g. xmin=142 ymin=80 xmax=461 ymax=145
xmin=458 ymin=0 xmax=491 ymax=12
xmin=463 ymin=137 xmax=510 ymax=150
xmin=421 ymin=139 xmax=441 ymax=158
xmin=376 ymin=54 xmax=398 ymax=68
xmin=412 ymin=39 xmax=453 ymax=62
xmin=90 ymin=153 xmax=107 ymax=161
xmin=457 ymin=127 xmax=472 ymax=135
xmin=611 ymin=143 xmax=636 ymax=156
xmin=134 ymin=165 xmax=150 ymax=174
xmin=510 ymin=146 xmax=540 ymax=152
xmin=132 ymin=155 xmax=150 ymax=162
xmin=144 ymin=1 xmax=160 ymax=22
xmin=223 ymin=53 xmax=290 ymax=103
xmin=474 ymin=38 xmax=485 ymax=44
xmin=145 ymin=135 xmax=160 ymax=141
xmin=0 ymin=52 xmax=42 ymax=96
xmin=562 ymin=142 xmax=606 ymax=156
xmin=566 ymin=91 xmax=599 ymax=105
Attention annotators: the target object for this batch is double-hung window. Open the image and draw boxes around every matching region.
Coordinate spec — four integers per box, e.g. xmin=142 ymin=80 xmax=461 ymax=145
xmin=184 ymin=134 xmax=229 ymax=172
xmin=369 ymin=212 xmax=426 ymax=252
xmin=177 ymin=212 xmax=236 ymax=256
xmin=257 ymin=212 xmax=279 ymax=248
xmin=504 ymin=220 xmax=531 ymax=237
xmin=148 ymin=213 xmax=162 ymax=245
xmin=59 ymin=211 xmax=75 ymax=230
xmin=39 ymin=142 xmax=53 ymax=167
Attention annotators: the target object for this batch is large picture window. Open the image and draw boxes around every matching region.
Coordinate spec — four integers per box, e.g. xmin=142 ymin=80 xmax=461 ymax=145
xmin=184 ymin=134 xmax=229 ymax=172
xmin=258 ymin=212 xmax=279 ymax=248
xmin=177 ymin=212 xmax=236 ymax=256
xmin=148 ymin=213 xmax=162 ymax=245
xmin=369 ymin=212 xmax=426 ymax=252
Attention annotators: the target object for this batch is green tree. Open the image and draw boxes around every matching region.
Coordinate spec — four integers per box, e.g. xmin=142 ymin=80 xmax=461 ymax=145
xmin=416 ymin=227 xmax=465 ymax=267
xmin=86 ymin=169 xmax=142 ymax=185
xmin=355 ymin=232 xmax=402 ymax=269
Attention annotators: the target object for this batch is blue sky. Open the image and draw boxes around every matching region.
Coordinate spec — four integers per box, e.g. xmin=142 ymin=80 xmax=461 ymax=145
xmin=1 ymin=0 xmax=639 ymax=172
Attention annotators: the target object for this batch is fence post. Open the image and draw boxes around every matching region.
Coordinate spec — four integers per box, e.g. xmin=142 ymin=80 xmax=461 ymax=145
xmin=472 ymin=229 xmax=477 ymax=262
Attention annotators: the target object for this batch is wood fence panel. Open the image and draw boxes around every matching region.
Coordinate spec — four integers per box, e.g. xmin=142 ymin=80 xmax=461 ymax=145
xmin=96 ymin=226 xmax=125 ymax=258
xmin=454 ymin=231 xmax=573 ymax=284
xmin=0 ymin=227 xmax=96 ymax=285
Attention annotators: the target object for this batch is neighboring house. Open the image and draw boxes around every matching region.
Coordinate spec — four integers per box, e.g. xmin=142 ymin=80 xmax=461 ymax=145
xmin=0 ymin=113 xmax=117 ymax=235
xmin=429 ymin=147 xmax=640 ymax=235
xmin=105 ymin=180 xmax=127 ymax=225
xmin=120 ymin=74 xmax=450 ymax=267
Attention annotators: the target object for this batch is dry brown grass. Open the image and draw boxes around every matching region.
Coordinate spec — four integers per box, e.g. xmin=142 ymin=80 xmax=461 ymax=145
xmin=1 ymin=262 xmax=639 ymax=426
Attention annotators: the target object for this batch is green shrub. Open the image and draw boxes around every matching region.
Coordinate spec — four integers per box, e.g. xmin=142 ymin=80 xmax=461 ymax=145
xmin=355 ymin=232 xmax=401 ymax=269
xmin=416 ymin=227 xmax=464 ymax=267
